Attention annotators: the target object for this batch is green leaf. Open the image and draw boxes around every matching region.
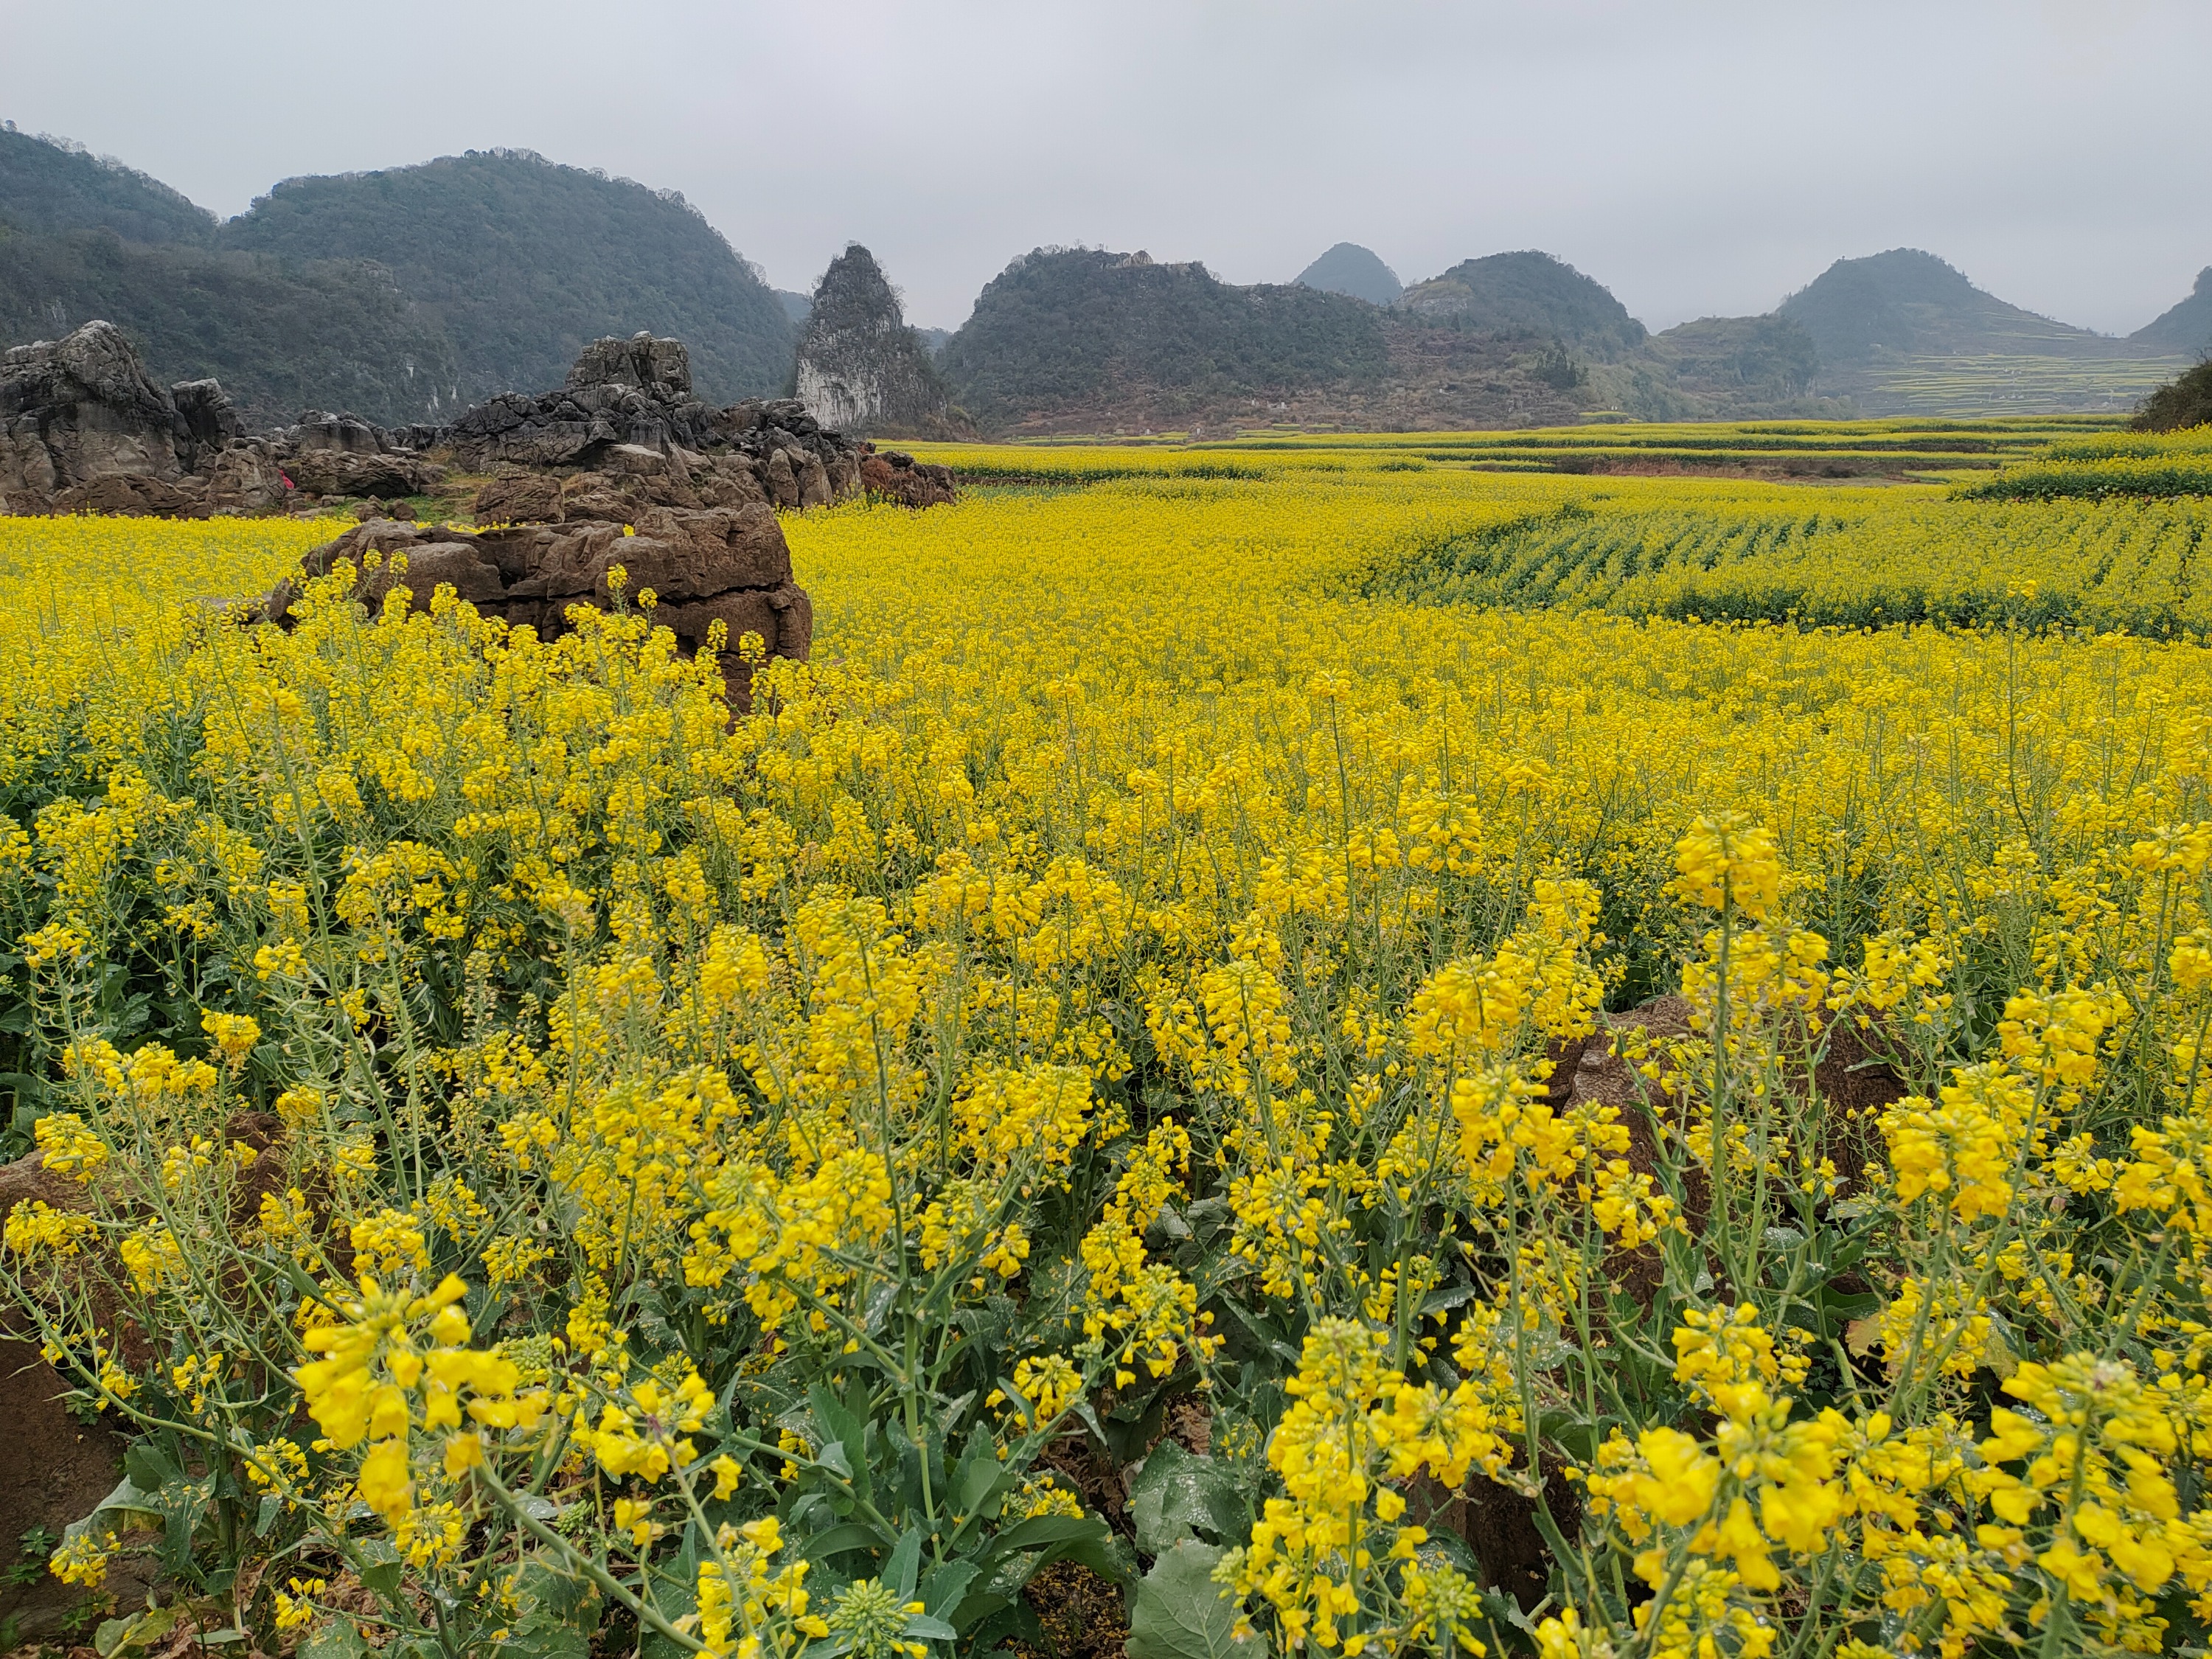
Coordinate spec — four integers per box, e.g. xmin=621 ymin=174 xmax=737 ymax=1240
xmin=122 ymin=1444 xmax=181 ymax=1494
xmin=66 ymin=1475 xmax=161 ymax=1542
xmin=93 ymin=1607 xmax=183 ymax=1659
xmin=986 ymin=1512 xmax=1109 ymax=1557
xmin=917 ymin=1560 xmax=978 ymax=1628
xmin=1125 ymin=1541 xmax=1255 ymax=1659
xmin=799 ymin=1521 xmax=888 ymax=1562
xmin=357 ymin=1540 xmax=404 ymax=1597
xmin=297 ymin=1618 xmax=372 ymax=1659
xmin=1128 ymin=1441 xmax=1245 ymax=1556
xmin=952 ymin=1425 xmax=1004 ymax=1517
xmin=885 ymin=1528 xmax=922 ymax=1601
xmin=807 ymin=1385 xmax=872 ymax=1504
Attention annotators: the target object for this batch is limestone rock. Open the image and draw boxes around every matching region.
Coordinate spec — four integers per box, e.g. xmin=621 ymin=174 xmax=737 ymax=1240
xmin=280 ymin=448 xmax=442 ymax=500
xmin=0 ymin=321 xmax=443 ymax=517
xmin=567 ymin=332 xmax=693 ymax=398
xmin=1 ymin=321 xmax=190 ymax=509
xmin=438 ymin=336 xmax=872 ymax=511
xmin=794 ymin=244 xmax=969 ymax=439
xmin=203 ymin=442 xmax=291 ymax=515
xmin=170 ymin=378 xmax=243 ymax=453
xmin=266 ymin=504 xmax=807 ymax=709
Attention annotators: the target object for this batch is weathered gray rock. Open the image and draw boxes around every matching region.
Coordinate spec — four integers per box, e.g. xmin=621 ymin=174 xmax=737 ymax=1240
xmin=1 ymin=321 xmax=189 ymax=509
xmin=793 ymin=243 xmax=969 ymax=439
xmin=280 ymin=448 xmax=441 ymax=500
xmin=0 ymin=322 xmax=441 ymax=516
xmin=171 ymin=379 xmax=243 ymax=453
xmin=439 ymin=335 xmax=872 ymax=512
xmin=567 ymin=332 xmax=693 ymax=397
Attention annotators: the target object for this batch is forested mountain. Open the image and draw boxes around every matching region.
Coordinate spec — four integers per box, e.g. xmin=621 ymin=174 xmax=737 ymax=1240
xmin=1780 ymin=248 xmax=2113 ymax=362
xmin=1764 ymin=248 xmax=2188 ymax=416
xmin=3 ymin=122 xmax=2202 ymax=436
xmin=1398 ymin=251 xmax=1647 ymax=355
xmin=1295 ymin=243 xmax=1402 ymax=307
xmin=0 ymin=133 xmax=793 ymax=425
xmin=220 ymin=150 xmax=793 ymax=407
xmin=2133 ymin=268 xmax=2212 ymax=355
xmin=0 ymin=229 xmax=456 ymax=428
xmin=0 ymin=125 xmax=215 ymax=245
xmin=937 ymin=248 xmax=1390 ymax=431
xmin=1623 ymin=314 xmax=1826 ymax=420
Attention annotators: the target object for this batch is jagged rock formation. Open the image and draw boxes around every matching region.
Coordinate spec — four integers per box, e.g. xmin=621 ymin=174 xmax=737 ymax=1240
xmin=445 ymin=330 xmax=878 ymax=515
xmin=265 ymin=505 xmax=810 ymax=709
xmin=792 ymin=244 xmax=964 ymax=438
xmin=0 ymin=324 xmax=956 ymax=520
xmin=0 ymin=321 xmax=299 ymax=515
xmin=256 ymin=332 xmax=972 ymax=708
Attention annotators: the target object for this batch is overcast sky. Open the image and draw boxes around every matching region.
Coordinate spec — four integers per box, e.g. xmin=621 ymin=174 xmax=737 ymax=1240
xmin=3 ymin=0 xmax=2207 ymax=335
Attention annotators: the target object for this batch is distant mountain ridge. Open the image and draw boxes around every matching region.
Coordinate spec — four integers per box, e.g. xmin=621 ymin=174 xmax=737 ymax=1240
xmin=0 ymin=125 xmax=215 ymax=245
xmin=0 ymin=131 xmax=795 ymax=426
xmin=2133 ymin=267 xmax=2212 ymax=355
xmin=1399 ymin=251 xmax=1648 ymax=356
xmin=2 ymin=122 xmax=2204 ymax=436
xmin=1295 ymin=243 xmax=1402 ymax=307
xmin=221 ymin=150 xmax=793 ymax=411
xmin=0 ymin=128 xmax=457 ymax=425
xmin=936 ymin=248 xmax=1391 ymax=433
xmin=1780 ymin=248 xmax=2118 ymax=362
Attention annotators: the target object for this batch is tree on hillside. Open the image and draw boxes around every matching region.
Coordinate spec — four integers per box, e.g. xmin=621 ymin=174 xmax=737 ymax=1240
xmin=2132 ymin=357 xmax=2212 ymax=432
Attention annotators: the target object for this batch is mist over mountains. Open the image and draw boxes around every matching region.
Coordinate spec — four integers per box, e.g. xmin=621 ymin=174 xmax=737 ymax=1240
xmin=1 ymin=125 xmax=2202 ymax=435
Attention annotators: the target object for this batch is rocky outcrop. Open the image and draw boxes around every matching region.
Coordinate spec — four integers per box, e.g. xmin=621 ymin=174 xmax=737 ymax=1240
xmin=439 ymin=330 xmax=866 ymax=488
xmin=265 ymin=504 xmax=810 ymax=709
xmin=443 ymin=332 xmax=965 ymax=519
xmin=0 ymin=321 xmax=437 ymax=516
xmin=859 ymin=448 xmax=959 ymax=509
xmin=2 ymin=320 xmax=198 ymax=512
xmin=793 ymin=244 xmax=967 ymax=439
xmin=2 ymin=323 xmax=955 ymax=521
xmin=281 ymin=411 xmax=443 ymax=498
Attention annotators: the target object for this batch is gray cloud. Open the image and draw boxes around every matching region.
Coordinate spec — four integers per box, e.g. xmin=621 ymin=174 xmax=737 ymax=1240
xmin=2 ymin=0 xmax=2205 ymax=335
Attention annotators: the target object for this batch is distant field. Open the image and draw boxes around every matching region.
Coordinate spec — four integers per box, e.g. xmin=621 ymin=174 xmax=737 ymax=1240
xmin=896 ymin=420 xmax=2211 ymax=633
xmin=900 ymin=415 xmax=2123 ymax=484
xmin=1846 ymin=352 xmax=2194 ymax=417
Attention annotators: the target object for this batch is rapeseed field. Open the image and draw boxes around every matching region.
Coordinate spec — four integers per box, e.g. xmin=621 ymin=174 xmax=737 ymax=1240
xmin=4 ymin=453 xmax=2212 ymax=1658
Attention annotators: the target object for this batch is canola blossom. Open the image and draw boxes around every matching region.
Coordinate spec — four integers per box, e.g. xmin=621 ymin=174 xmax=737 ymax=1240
xmin=2 ymin=453 xmax=2212 ymax=1658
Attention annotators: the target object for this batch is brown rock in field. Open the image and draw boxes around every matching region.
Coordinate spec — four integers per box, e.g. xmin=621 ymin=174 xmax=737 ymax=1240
xmin=264 ymin=502 xmax=809 ymax=709
xmin=860 ymin=448 xmax=959 ymax=508
xmin=764 ymin=448 xmax=799 ymax=509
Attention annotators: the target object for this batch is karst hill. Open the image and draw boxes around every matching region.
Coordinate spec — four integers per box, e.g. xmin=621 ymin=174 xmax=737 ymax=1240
xmin=0 ymin=132 xmax=794 ymax=428
xmin=222 ymin=151 xmax=794 ymax=412
xmin=4 ymin=124 xmax=2209 ymax=434
xmin=1295 ymin=243 xmax=1402 ymax=307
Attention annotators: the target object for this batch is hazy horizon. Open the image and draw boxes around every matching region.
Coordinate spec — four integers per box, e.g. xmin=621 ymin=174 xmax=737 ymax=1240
xmin=3 ymin=0 xmax=2206 ymax=338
